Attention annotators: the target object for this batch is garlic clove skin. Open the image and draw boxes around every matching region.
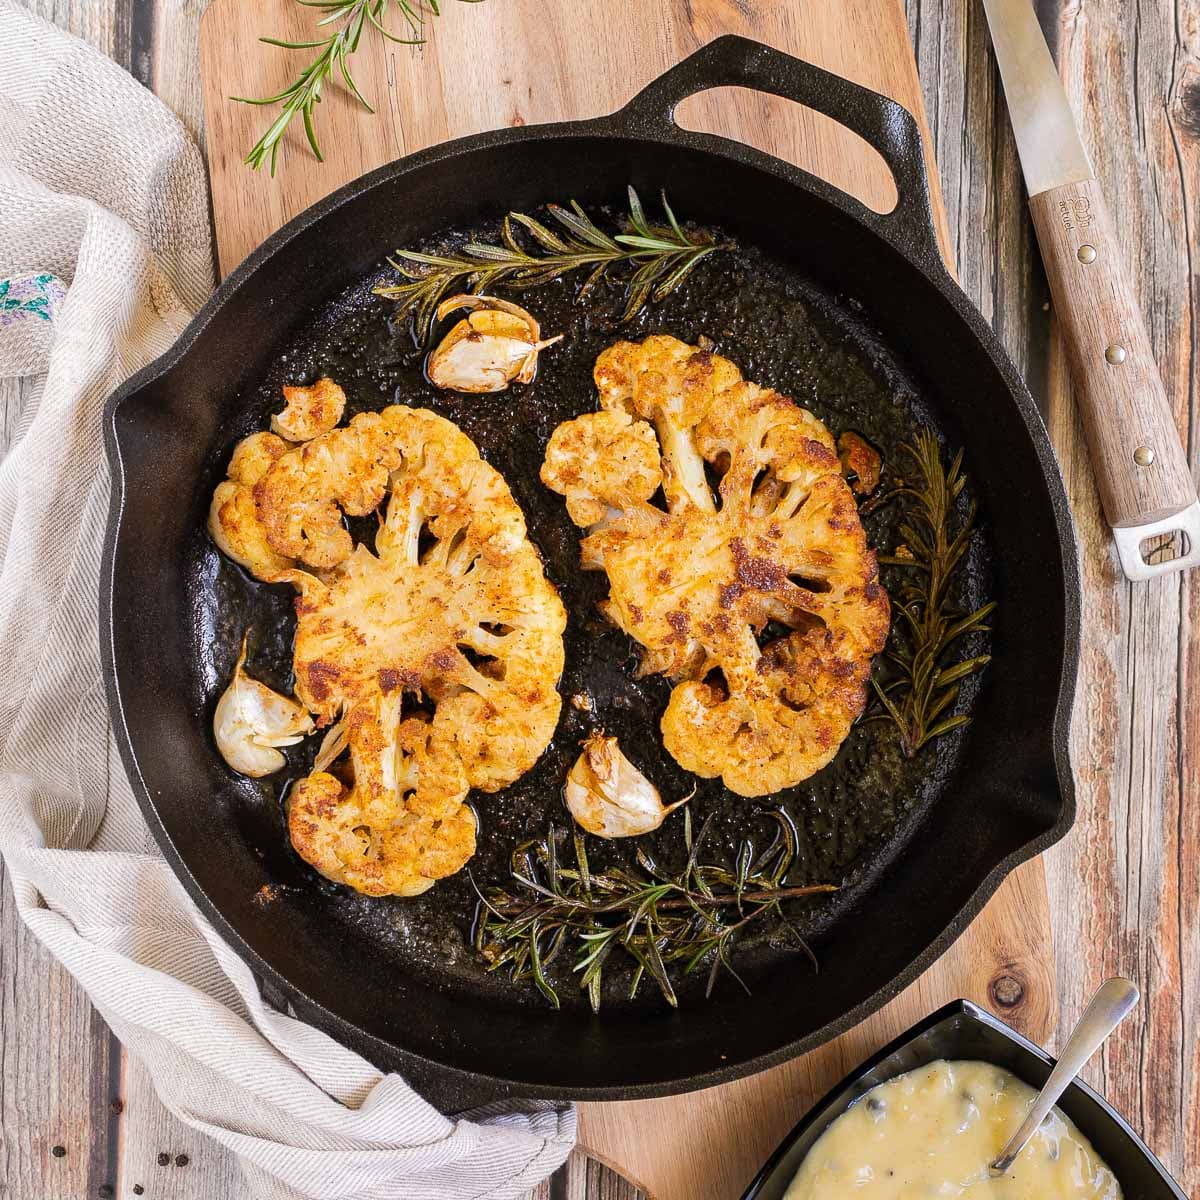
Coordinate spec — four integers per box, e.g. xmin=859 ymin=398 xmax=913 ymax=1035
xmin=312 ymin=718 xmax=349 ymax=773
xmin=214 ymin=638 xmax=315 ymax=778
xmin=426 ymin=294 xmax=562 ymax=393
xmin=434 ymin=292 xmax=544 ymax=331
xmin=564 ymin=733 xmax=689 ymax=838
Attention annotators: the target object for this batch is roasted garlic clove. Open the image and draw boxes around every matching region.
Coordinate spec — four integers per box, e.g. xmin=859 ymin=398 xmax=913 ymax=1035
xmin=564 ymin=733 xmax=689 ymax=838
xmin=425 ymin=294 xmax=562 ymax=393
xmin=214 ymin=637 xmax=315 ymax=778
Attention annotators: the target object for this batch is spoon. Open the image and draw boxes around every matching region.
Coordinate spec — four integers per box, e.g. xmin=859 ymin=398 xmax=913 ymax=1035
xmin=990 ymin=977 xmax=1139 ymax=1176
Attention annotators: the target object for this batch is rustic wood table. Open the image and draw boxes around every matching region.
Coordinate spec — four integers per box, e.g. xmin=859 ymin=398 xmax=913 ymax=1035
xmin=2 ymin=2 xmax=1196 ymax=1198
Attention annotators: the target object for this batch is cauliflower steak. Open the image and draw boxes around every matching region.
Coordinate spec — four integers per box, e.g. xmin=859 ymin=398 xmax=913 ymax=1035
xmin=211 ymin=397 xmax=566 ymax=896
xmin=541 ymin=335 xmax=889 ymax=796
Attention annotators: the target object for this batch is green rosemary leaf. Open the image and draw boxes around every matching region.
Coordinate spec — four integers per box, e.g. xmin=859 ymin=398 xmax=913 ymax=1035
xmin=918 ymin=713 xmax=973 ymax=747
xmin=637 ymin=935 xmax=678 ymax=1008
xmin=652 ymin=247 xmax=715 ymax=301
xmin=660 ymin=190 xmax=687 ymax=244
xmin=545 ymin=822 xmax=560 ymax=894
xmin=575 ymin=260 xmax=612 ymax=304
xmin=627 ymin=962 xmax=645 ymax=1000
xmin=510 ymin=212 xmax=574 ymax=254
xmin=338 ymin=52 xmax=374 ymax=112
xmin=551 ymin=203 xmax=620 ymax=251
xmin=872 ymin=675 xmax=909 ymax=727
xmin=614 ymin=234 xmax=681 ymax=252
xmin=940 ymin=601 xmax=997 ymax=645
xmin=734 ymin=840 xmax=753 ymax=905
xmin=527 ymin=923 xmax=561 ymax=1009
xmin=301 ymin=105 xmax=324 ymax=161
xmin=232 ymin=90 xmax=296 ymax=107
xmin=574 ymin=830 xmax=592 ymax=894
xmin=387 ymin=249 xmax=466 ymax=270
xmin=712 ymin=939 xmax=752 ymax=998
xmin=258 ymin=36 xmax=331 ymax=48
xmin=922 ymin=684 xmax=960 ymax=725
xmin=460 ymin=241 xmax=522 ymax=263
xmin=934 ymin=653 xmax=991 ymax=688
xmin=365 ymin=1 xmax=424 ymax=42
xmin=510 ymin=265 xmax=573 ymax=289
xmin=626 ymin=185 xmax=651 ymax=237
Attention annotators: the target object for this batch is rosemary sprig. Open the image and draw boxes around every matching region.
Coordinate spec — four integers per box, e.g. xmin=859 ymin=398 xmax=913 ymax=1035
xmin=472 ymin=809 xmax=834 ymax=1012
xmin=374 ymin=187 xmax=730 ymax=341
xmin=870 ymin=430 xmax=996 ymax=757
xmin=236 ymin=1 xmax=478 ymax=175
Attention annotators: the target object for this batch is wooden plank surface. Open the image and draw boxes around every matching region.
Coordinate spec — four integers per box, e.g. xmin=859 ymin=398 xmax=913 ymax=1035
xmin=194 ymin=2 xmax=1056 ymax=1195
xmin=0 ymin=0 xmax=1196 ymax=1197
xmin=1038 ymin=0 xmax=1200 ymax=1173
xmin=199 ymin=0 xmax=954 ymax=276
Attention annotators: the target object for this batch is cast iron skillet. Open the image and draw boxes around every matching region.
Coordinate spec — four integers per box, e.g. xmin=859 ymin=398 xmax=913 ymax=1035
xmin=100 ymin=37 xmax=1080 ymax=1103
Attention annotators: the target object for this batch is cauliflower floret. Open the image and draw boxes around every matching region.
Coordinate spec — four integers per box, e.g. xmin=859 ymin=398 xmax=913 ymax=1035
xmin=208 ymin=431 xmax=294 ymax=578
xmin=541 ymin=408 xmax=662 ymax=527
xmin=208 ymin=377 xmax=347 ymax=577
xmin=253 ymin=409 xmax=402 ymax=569
xmin=541 ymin=335 xmax=889 ymax=797
xmin=219 ymin=403 xmax=565 ymax=896
xmin=271 ymin=377 xmax=346 ymax=442
xmin=288 ymin=693 xmax=475 ymax=896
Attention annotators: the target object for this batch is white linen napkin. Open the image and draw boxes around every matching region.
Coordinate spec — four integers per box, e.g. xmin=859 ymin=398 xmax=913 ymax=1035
xmin=0 ymin=4 xmax=575 ymax=1196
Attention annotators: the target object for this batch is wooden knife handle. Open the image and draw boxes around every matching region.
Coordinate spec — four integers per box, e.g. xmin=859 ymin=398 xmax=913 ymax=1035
xmin=1028 ymin=178 xmax=1195 ymax=528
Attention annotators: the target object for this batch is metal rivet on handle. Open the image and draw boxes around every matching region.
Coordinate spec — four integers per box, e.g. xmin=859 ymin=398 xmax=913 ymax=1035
xmin=1133 ymin=446 xmax=1155 ymax=467
xmin=1105 ymin=344 xmax=1127 ymax=365
xmin=1078 ymin=244 xmax=1097 ymax=263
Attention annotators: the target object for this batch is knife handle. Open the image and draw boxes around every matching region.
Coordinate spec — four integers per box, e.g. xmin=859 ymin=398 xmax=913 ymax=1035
xmin=1028 ymin=178 xmax=1195 ymax=529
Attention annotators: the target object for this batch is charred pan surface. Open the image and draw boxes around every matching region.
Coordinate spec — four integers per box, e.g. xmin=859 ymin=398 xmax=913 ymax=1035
xmin=542 ymin=335 xmax=889 ymax=796
xmin=193 ymin=224 xmax=991 ymax=1007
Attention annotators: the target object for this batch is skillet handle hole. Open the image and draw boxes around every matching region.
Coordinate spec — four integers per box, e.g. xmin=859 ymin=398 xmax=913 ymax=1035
xmin=674 ymin=86 xmax=899 ymax=216
xmin=1138 ymin=528 xmax=1190 ymax=567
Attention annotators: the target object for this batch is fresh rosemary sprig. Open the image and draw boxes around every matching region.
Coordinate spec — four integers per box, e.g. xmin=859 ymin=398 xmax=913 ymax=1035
xmin=236 ymin=1 xmax=477 ymax=175
xmin=870 ymin=429 xmax=996 ymax=757
xmin=374 ymin=187 xmax=730 ymax=341
xmin=472 ymin=809 xmax=834 ymax=1012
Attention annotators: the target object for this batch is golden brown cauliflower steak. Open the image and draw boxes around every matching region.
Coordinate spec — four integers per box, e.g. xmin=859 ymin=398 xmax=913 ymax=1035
xmin=541 ymin=335 xmax=889 ymax=797
xmin=211 ymin=402 xmax=566 ymax=896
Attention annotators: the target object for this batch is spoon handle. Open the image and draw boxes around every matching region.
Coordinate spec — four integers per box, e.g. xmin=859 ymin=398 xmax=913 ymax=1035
xmin=991 ymin=977 xmax=1139 ymax=1175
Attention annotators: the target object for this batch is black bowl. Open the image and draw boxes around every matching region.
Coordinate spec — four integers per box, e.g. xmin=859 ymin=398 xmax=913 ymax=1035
xmin=743 ymin=1000 xmax=1187 ymax=1200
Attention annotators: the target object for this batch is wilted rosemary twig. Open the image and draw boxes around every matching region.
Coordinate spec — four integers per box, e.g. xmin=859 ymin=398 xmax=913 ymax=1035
xmin=375 ymin=187 xmax=730 ymax=341
xmin=236 ymin=1 xmax=479 ymax=175
xmin=472 ymin=809 xmax=834 ymax=1012
xmin=870 ymin=429 xmax=996 ymax=757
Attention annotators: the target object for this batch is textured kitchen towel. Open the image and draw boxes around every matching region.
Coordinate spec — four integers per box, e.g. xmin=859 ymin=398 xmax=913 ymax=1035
xmin=0 ymin=5 xmax=574 ymax=1197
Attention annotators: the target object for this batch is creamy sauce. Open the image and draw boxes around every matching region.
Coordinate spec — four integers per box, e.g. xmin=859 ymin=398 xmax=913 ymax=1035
xmin=784 ymin=1060 xmax=1121 ymax=1199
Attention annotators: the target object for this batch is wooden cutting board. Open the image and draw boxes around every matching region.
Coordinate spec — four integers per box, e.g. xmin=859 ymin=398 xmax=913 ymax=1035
xmin=199 ymin=2 xmax=1058 ymax=1196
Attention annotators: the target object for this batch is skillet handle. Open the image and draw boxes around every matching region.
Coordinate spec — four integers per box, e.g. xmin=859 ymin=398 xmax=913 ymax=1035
xmin=616 ymin=35 xmax=944 ymax=271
